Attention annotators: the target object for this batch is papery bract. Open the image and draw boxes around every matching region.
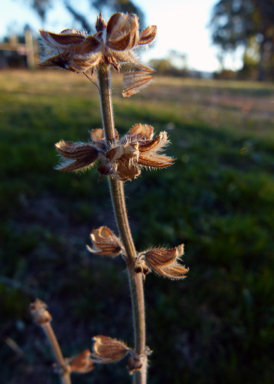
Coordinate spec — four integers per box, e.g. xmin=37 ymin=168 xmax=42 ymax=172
xmin=39 ymin=13 xmax=157 ymax=96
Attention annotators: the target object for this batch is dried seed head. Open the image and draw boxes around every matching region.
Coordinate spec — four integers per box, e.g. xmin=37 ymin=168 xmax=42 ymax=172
xmin=55 ymin=124 xmax=173 ymax=181
xmin=40 ymin=13 xmax=156 ymax=72
xmin=87 ymin=226 xmax=123 ymax=257
xmin=137 ymin=244 xmax=189 ymax=280
xmin=97 ymin=142 xmax=141 ymax=181
xmin=91 ymin=335 xmax=130 ymax=364
xmin=55 ymin=140 xmax=99 ymax=172
xmin=106 ymin=143 xmax=140 ymax=181
xmin=30 ymin=298 xmax=52 ymax=324
xmin=67 ymin=349 xmax=94 ymax=374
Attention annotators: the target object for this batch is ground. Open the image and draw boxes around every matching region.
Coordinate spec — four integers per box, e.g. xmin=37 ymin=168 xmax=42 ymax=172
xmin=0 ymin=70 xmax=274 ymax=384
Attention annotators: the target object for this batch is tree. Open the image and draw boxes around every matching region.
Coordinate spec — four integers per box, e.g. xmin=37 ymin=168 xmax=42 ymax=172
xmin=210 ymin=0 xmax=274 ymax=80
xmin=92 ymin=0 xmax=145 ymax=29
xmin=25 ymin=0 xmax=145 ymax=32
xmin=149 ymin=50 xmax=189 ymax=77
xmin=29 ymin=0 xmax=52 ymax=23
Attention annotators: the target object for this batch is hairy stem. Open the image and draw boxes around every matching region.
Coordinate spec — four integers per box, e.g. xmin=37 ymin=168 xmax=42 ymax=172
xmin=108 ymin=179 xmax=146 ymax=353
xmin=97 ymin=65 xmax=116 ymax=144
xmin=42 ymin=322 xmax=71 ymax=384
xmin=97 ymin=65 xmax=147 ymax=384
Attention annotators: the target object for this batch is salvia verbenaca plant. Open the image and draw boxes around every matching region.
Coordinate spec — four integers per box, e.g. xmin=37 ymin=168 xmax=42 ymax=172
xmin=30 ymin=12 xmax=189 ymax=384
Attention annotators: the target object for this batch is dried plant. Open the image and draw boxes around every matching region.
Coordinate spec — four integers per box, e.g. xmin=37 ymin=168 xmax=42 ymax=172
xmin=31 ymin=11 xmax=188 ymax=384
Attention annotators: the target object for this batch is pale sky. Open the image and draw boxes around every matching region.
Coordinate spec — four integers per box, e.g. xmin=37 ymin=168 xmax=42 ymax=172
xmin=0 ymin=0 xmax=243 ymax=72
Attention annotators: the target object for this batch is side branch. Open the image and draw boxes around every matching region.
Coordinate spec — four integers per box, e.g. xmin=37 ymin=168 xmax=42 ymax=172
xmin=42 ymin=322 xmax=71 ymax=384
xmin=30 ymin=299 xmax=71 ymax=384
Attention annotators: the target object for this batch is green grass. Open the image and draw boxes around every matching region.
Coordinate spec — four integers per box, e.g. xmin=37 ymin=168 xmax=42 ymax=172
xmin=1 ymin=70 xmax=274 ymax=384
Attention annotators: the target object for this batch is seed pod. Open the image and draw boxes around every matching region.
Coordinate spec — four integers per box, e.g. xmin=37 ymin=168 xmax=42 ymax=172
xmin=87 ymin=227 xmax=123 ymax=257
xmin=91 ymin=335 xmax=130 ymax=363
xmin=137 ymin=244 xmax=189 ymax=280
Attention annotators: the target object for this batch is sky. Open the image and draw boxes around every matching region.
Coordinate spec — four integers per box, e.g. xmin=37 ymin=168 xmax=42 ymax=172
xmin=0 ymin=0 xmax=243 ymax=72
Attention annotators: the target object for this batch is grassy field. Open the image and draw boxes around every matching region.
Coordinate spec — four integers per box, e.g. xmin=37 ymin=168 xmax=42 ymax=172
xmin=1 ymin=70 xmax=274 ymax=384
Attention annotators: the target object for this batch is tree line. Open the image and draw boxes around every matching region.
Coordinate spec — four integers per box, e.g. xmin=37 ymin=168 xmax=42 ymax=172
xmin=2 ymin=0 xmax=274 ymax=80
xmin=210 ymin=0 xmax=274 ymax=81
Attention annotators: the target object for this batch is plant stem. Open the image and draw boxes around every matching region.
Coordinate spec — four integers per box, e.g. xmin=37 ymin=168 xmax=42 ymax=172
xmin=97 ymin=65 xmax=116 ymax=144
xmin=42 ymin=322 xmax=71 ymax=384
xmin=108 ymin=179 xmax=146 ymax=353
xmin=97 ymin=65 xmax=147 ymax=384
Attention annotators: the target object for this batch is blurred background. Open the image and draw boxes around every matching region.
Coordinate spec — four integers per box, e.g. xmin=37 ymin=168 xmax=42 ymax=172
xmin=1 ymin=1 xmax=274 ymax=383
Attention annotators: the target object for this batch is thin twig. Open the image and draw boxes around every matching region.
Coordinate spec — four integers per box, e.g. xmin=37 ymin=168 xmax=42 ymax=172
xmin=30 ymin=299 xmax=71 ymax=384
xmin=42 ymin=322 xmax=71 ymax=384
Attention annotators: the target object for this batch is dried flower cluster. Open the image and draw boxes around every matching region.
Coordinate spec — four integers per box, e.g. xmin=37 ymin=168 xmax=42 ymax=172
xmin=40 ymin=12 xmax=157 ymax=96
xmin=135 ymin=244 xmax=189 ymax=280
xmin=55 ymin=124 xmax=174 ymax=181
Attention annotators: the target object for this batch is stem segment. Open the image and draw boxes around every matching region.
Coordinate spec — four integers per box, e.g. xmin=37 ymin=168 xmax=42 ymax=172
xmin=42 ymin=322 xmax=71 ymax=384
xmin=97 ymin=65 xmax=147 ymax=384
